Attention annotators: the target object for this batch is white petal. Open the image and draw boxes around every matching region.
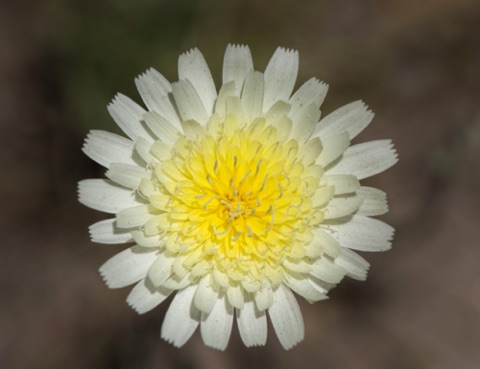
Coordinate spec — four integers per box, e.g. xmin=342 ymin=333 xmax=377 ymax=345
xmin=299 ymin=137 xmax=322 ymax=166
xmin=78 ymin=179 xmax=141 ymax=214
xmin=225 ymin=96 xmax=245 ymax=121
xmin=134 ymin=68 xmax=182 ymax=130
xmin=99 ymin=245 xmax=157 ymax=288
xmin=316 ymin=132 xmax=350 ymax=167
xmin=236 ymin=300 xmax=267 ymax=347
xmin=147 ymin=252 xmax=174 ymax=287
xmin=312 ymin=228 xmax=341 ymax=258
xmin=268 ymin=284 xmax=304 ymax=350
xmin=226 ymin=285 xmax=244 ymax=309
xmin=314 ymin=100 xmax=374 ymax=140
xmin=290 ymin=103 xmax=320 ymax=143
xmin=116 ymin=204 xmax=153 ymax=228
xmin=106 ymin=163 xmax=149 ymax=189
xmin=309 ymin=257 xmax=346 ymax=284
xmin=223 ymin=44 xmax=253 ymax=95
xmin=162 ymin=274 xmax=191 ymax=290
xmin=356 ymin=186 xmax=389 ymax=216
xmin=323 ymin=174 xmax=360 ymax=195
xmin=241 ymin=71 xmax=264 ymax=122
xmin=82 ymin=130 xmax=136 ymax=168
xmin=334 ymin=247 xmax=370 ymax=280
xmin=265 ymin=100 xmax=291 ymax=123
xmin=143 ymin=111 xmax=181 ymax=145
xmin=161 ymin=285 xmax=201 ymax=347
xmin=127 ymin=279 xmax=172 ymax=314
xmin=134 ymin=137 xmax=156 ymax=164
xmin=107 ymin=94 xmax=153 ymax=141
xmin=214 ymin=81 xmax=235 ymax=119
xmin=131 ymin=230 xmax=163 ymax=248
xmin=285 ymin=273 xmax=328 ymax=302
xmin=263 ymin=48 xmax=299 ymax=112
xmin=327 ymin=215 xmax=394 ymax=252
xmin=194 ymin=275 xmax=219 ymax=314
xmin=89 ymin=218 xmax=133 ymax=244
xmin=200 ymin=296 xmax=234 ymax=350
xmin=212 ymin=269 xmax=229 ymax=289
xmin=178 ymin=48 xmax=217 ymax=114
xmin=323 ymin=196 xmax=363 ymax=219
xmin=254 ymin=284 xmax=273 ymax=311
xmin=312 ymin=185 xmax=334 ymax=208
xmin=181 ymin=119 xmax=204 ymax=139
xmin=283 ymin=259 xmax=313 ymax=274
xmin=326 ymin=139 xmax=398 ymax=180
xmin=289 ymin=78 xmax=328 ymax=112
xmin=172 ymin=79 xmax=208 ymax=125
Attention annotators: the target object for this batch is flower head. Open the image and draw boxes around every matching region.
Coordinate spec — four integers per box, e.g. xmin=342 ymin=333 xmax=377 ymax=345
xmin=78 ymin=45 xmax=397 ymax=350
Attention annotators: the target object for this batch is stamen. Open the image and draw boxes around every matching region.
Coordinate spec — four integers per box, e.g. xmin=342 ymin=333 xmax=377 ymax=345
xmin=287 ymin=205 xmax=301 ymax=215
xmin=274 ymin=183 xmax=284 ymax=200
xmin=265 ymin=206 xmax=276 ymax=233
xmin=213 ymin=225 xmax=231 ymax=235
xmin=239 ymin=169 xmax=251 ymax=184
xmin=282 ymin=169 xmax=291 ymax=185
xmin=203 ymin=196 xmax=220 ymax=210
xmin=220 ymin=199 xmax=234 ymax=212
xmin=206 ymin=174 xmax=214 ymax=186
xmin=259 ymin=173 xmax=269 ymax=192
xmin=231 ymin=231 xmax=241 ymax=242
xmin=254 ymin=159 xmax=263 ymax=177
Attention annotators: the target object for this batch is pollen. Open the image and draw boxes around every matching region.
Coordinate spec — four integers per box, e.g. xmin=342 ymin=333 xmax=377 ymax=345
xmin=147 ymin=115 xmax=324 ymax=285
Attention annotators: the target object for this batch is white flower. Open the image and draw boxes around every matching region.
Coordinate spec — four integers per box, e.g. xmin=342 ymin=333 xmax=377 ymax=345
xmin=78 ymin=45 xmax=397 ymax=350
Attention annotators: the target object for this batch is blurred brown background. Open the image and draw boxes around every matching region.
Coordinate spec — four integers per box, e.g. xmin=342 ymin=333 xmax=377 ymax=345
xmin=1 ymin=0 xmax=480 ymax=368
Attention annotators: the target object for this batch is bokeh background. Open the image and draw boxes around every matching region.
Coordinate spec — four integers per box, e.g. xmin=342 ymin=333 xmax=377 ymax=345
xmin=1 ymin=0 xmax=480 ymax=368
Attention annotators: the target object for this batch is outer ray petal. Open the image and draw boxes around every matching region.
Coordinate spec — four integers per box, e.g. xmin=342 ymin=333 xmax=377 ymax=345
xmin=106 ymin=163 xmax=148 ymax=189
xmin=334 ymin=247 xmax=370 ymax=281
xmin=127 ymin=279 xmax=172 ymax=314
xmin=78 ymin=179 xmax=142 ymax=214
xmin=323 ymin=196 xmax=363 ymax=219
xmin=161 ymin=285 xmax=201 ymax=347
xmin=172 ymin=79 xmax=209 ymax=125
xmin=194 ymin=275 xmax=219 ymax=314
xmin=107 ymin=93 xmax=154 ymax=141
xmin=289 ymin=77 xmax=328 ymax=111
xmin=88 ymin=218 xmax=133 ymax=244
xmin=237 ymin=299 xmax=267 ymax=347
xmin=268 ymin=284 xmax=304 ymax=350
xmin=326 ymin=139 xmax=398 ymax=179
xmin=223 ymin=44 xmax=253 ymax=95
xmin=99 ymin=245 xmax=158 ymax=288
xmin=263 ymin=47 xmax=299 ymax=111
xmin=200 ymin=296 xmax=234 ymax=350
xmin=356 ymin=187 xmax=389 ymax=216
xmin=241 ymin=71 xmax=264 ymax=122
xmin=82 ymin=130 xmax=136 ymax=168
xmin=326 ymin=215 xmax=394 ymax=252
xmin=178 ymin=48 xmax=217 ymax=114
xmin=134 ymin=68 xmax=182 ymax=130
xmin=313 ymin=100 xmax=374 ymax=140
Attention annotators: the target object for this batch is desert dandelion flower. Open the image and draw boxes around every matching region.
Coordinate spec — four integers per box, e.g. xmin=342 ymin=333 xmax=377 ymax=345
xmin=79 ymin=45 xmax=397 ymax=350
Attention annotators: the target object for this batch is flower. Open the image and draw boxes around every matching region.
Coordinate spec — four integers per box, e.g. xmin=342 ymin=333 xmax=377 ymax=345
xmin=78 ymin=45 xmax=397 ymax=350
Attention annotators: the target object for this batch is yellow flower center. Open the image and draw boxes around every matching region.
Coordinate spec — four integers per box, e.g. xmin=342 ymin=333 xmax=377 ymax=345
xmin=148 ymin=114 xmax=323 ymax=285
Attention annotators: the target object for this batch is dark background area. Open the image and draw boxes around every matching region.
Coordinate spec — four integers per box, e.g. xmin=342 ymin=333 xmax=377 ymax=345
xmin=1 ymin=0 xmax=480 ymax=368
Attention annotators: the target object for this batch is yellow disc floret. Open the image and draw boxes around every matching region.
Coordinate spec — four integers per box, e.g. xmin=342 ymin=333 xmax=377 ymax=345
xmin=146 ymin=113 xmax=324 ymax=286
